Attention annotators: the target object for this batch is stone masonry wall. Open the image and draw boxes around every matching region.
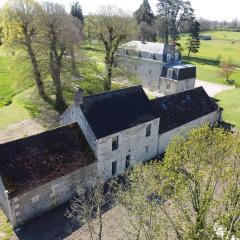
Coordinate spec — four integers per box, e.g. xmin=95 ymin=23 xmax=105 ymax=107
xmin=0 ymin=177 xmax=12 ymax=221
xmin=96 ymin=119 xmax=160 ymax=181
xmin=117 ymin=56 xmax=162 ymax=90
xmin=158 ymin=111 xmax=219 ymax=155
xmin=10 ymin=162 xmax=97 ymax=228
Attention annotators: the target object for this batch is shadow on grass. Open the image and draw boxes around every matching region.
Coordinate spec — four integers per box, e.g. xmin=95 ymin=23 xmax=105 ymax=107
xmin=183 ymin=56 xmax=220 ymax=66
xmin=220 ymin=121 xmax=235 ymax=131
xmin=80 ymin=46 xmax=104 ymax=53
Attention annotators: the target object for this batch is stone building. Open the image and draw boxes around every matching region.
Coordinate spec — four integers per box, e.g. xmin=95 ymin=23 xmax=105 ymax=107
xmin=0 ymin=85 xmax=222 ymax=228
xmin=117 ymin=41 xmax=196 ymax=94
xmin=0 ymin=123 xmax=97 ymax=228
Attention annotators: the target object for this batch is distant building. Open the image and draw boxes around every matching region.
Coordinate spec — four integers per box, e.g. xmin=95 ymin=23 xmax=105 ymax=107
xmin=0 ymin=86 xmax=223 ymax=228
xmin=199 ymin=35 xmax=212 ymax=40
xmin=117 ymin=41 xmax=196 ymax=94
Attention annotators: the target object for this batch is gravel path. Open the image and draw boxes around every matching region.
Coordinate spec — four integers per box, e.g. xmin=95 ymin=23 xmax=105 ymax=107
xmin=195 ymin=80 xmax=234 ymax=97
xmin=0 ymin=119 xmax=45 ymax=144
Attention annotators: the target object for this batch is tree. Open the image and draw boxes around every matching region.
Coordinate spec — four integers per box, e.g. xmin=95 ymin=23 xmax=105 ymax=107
xmin=2 ymin=0 xmax=47 ymax=99
xmin=39 ymin=2 xmax=82 ymax=109
xmin=118 ymin=126 xmax=240 ymax=239
xmin=67 ymin=180 xmax=114 ymax=240
xmin=134 ymin=0 xmax=156 ymax=42
xmin=157 ymin=0 xmax=194 ymax=44
xmin=186 ymin=20 xmax=200 ymax=57
xmin=71 ymin=1 xmax=84 ymax=25
xmin=94 ymin=6 xmax=134 ymax=91
xmin=218 ymin=59 xmax=236 ymax=83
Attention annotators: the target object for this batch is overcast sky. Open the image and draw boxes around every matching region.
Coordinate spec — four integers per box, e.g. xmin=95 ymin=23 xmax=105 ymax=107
xmin=1 ymin=0 xmax=239 ymax=21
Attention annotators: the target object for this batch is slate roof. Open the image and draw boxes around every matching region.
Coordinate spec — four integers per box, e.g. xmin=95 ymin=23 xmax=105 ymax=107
xmin=161 ymin=64 xmax=196 ymax=80
xmin=0 ymin=123 xmax=96 ymax=198
xmin=120 ymin=41 xmax=165 ymax=54
xmin=151 ymin=87 xmax=219 ymax=134
xmin=80 ymin=86 xmax=159 ymax=139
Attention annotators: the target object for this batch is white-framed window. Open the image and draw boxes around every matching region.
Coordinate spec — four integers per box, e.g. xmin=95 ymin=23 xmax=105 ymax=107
xmin=167 ymin=83 xmax=171 ymax=89
xmin=32 ymin=195 xmax=40 ymax=203
xmin=175 ymin=53 xmax=179 ymax=60
xmin=167 ymin=54 xmax=172 ymax=61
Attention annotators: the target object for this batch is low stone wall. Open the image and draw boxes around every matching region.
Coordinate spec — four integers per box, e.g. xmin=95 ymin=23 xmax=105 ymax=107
xmin=9 ymin=162 xmax=97 ymax=228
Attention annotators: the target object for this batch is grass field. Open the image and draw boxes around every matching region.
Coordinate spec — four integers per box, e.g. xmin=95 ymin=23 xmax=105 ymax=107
xmin=0 ymin=210 xmax=13 ymax=240
xmin=180 ymin=31 xmax=240 ymax=85
xmin=215 ymin=88 xmax=240 ymax=128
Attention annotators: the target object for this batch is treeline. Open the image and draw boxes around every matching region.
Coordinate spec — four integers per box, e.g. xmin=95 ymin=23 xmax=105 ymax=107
xmin=67 ymin=125 xmax=240 ymax=240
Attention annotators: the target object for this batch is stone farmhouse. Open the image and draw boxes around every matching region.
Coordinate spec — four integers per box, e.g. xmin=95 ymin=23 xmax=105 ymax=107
xmin=117 ymin=41 xmax=196 ymax=94
xmin=0 ymin=85 xmax=222 ymax=228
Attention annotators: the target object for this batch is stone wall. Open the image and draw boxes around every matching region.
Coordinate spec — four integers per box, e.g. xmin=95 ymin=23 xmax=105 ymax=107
xmin=117 ymin=56 xmax=162 ymax=90
xmin=0 ymin=177 xmax=12 ymax=222
xmin=157 ymin=111 xmax=219 ymax=155
xmin=96 ymin=119 xmax=160 ymax=180
xmin=9 ymin=162 xmax=97 ymax=228
xmin=176 ymin=78 xmax=196 ymax=92
xmin=60 ymin=105 xmax=97 ymax=153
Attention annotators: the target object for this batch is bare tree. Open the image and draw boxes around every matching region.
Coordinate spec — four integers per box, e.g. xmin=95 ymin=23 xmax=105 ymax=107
xmin=2 ymin=0 xmax=47 ymax=99
xmin=94 ymin=6 xmax=134 ymax=91
xmin=39 ymin=2 xmax=82 ymax=109
xmin=67 ymin=180 xmax=114 ymax=240
xmin=218 ymin=59 xmax=236 ymax=84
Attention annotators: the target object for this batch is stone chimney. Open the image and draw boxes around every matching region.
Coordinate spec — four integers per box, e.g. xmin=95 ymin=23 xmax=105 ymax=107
xmin=74 ymin=86 xmax=84 ymax=106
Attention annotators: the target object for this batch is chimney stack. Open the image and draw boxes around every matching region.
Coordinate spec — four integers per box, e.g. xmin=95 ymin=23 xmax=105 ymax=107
xmin=74 ymin=86 xmax=84 ymax=106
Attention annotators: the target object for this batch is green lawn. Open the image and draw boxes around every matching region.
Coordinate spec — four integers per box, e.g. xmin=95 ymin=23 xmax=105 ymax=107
xmin=0 ymin=210 xmax=13 ymax=240
xmin=180 ymin=31 xmax=240 ymax=85
xmin=215 ymin=88 xmax=240 ymax=128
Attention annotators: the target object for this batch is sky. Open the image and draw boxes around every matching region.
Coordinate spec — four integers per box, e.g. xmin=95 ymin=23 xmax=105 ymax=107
xmin=1 ymin=0 xmax=240 ymax=21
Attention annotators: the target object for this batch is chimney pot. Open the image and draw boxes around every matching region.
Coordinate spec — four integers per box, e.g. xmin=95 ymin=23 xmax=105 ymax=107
xmin=74 ymin=86 xmax=84 ymax=106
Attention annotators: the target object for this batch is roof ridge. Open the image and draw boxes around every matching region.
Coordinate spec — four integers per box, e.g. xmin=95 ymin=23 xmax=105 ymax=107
xmin=83 ymin=85 xmax=143 ymax=99
xmin=0 ymin=122 xmax=79 ymax=147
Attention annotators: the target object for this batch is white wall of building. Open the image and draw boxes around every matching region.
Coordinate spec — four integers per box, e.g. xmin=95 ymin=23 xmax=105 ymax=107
xmin=157 ymin=111 xmax=219 ymax=155
xmin=96 ymin=118 xmax=160 ymax=180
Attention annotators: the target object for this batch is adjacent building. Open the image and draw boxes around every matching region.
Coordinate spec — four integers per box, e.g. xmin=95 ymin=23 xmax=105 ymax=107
xmin=117 ymin=41 xmax=196 ymax=94
xmin=0 ymin=85 xmax=222 ymax=228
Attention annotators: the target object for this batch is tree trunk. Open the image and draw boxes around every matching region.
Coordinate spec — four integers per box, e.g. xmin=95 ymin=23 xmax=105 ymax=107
xmin=49 ymin=51 xmax=66 ymax=110
xmin=70 ymin=48 xmax=79 ymax=77
xmin=104 ymin=63 xmax=112 ymax=91
xmin=26 ymin=42 xmax=47 ymax=99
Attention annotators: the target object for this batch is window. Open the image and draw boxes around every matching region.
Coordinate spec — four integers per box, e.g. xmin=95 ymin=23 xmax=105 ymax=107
xmin=145 ymin=146 xmax=149 ymax=153
xmin=175 ymin=53 xmax=179 ymax=60
xmin=125 ymin=155 xmax=131 ymax=170
xmin=112 ymin=161 xmax=117 ymax=176
xmin=112 ymin=136 xmax=119 ymax=151
xmin=167 ymin=54 xmax=171 ymax=61
xmin=146 ymin=123 xmax=151 ymax=137
xmin=167 ymin=83 xmax=171 ymax=89
xmin=32 ymin=195 xmax=40 ymax=203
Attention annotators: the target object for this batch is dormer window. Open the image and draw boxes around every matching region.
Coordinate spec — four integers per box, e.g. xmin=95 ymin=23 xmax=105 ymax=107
xmin=146 ymin=123 xmax=151 ymax=137
xmin=175 ymin=53 xmax=179 ymax=60
xmin=167 ymin=54 xmax=171 ymax=61
xmin=112 ymin=136 xmax=119 ymax=151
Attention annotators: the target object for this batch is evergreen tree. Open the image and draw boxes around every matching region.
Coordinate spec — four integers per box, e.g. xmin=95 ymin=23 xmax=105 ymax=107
xmin=71 ymin=1 xmax=84 ymax=25
xmin=134 ymin=0 xmax=156 ymax=42
xmin=186 ymin=20 xmax=201 ymax=57
xmin=134 ymin=0 xmax=154 ymax=25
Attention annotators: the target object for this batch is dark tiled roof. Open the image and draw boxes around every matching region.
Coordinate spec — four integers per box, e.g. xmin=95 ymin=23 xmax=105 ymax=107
xmin=151 ymin=87 xmax=219 ymax=134
xmin=0 ymin=123 xmax=95 ymax=198
xmin=161 ymin=65 xmax=196 ymax=80
xmin=80 ymin=86 xmax=159 ymax=139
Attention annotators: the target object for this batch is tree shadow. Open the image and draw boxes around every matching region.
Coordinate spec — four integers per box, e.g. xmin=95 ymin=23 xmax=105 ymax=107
xmin=183 ymin=56 xmax=220 ymax=66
